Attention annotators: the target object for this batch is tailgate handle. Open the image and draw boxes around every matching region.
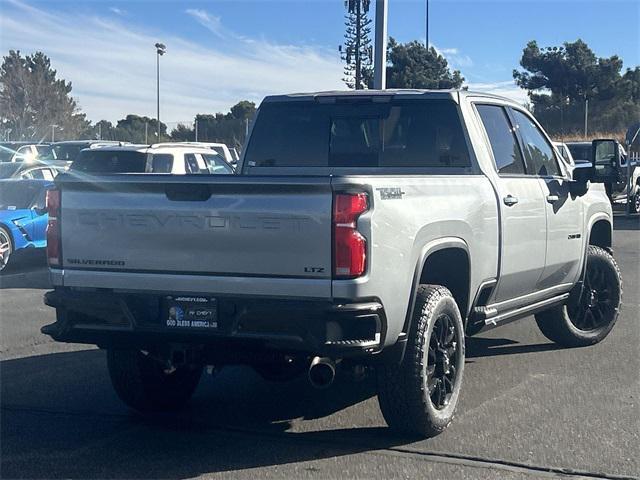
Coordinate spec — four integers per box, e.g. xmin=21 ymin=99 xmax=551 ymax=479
xmin=165 ymin=184 xmax=211 ymax=201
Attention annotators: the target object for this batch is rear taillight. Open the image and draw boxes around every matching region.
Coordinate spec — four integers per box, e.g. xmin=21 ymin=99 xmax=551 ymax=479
xmin=333 ymin=192 xmax=368 ymax=278
xmin=46 ymin=189 xmax=61 ymax=266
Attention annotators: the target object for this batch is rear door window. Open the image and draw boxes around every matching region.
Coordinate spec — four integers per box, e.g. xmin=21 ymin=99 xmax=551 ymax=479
xmin=476 ymin=104 xmax=526 ymax=175
xmin=202 ymin=153 xmax=233 ymax=174
xmin=150 ymin=154 xmax=174 ymax=173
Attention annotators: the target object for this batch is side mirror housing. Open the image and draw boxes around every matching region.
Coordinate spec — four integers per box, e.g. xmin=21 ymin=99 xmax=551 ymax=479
xmin=569 ymin=161 xmax=592 ymax=196
xmin=31 ymin=205 xmax=47 ymax=216
xmin=591 ymin=139 xmax=621 ymax=183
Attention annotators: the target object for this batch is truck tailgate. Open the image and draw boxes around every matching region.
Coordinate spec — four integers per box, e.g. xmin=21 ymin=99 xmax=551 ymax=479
xmin=58 ymin=175 xmax=332 ymax=280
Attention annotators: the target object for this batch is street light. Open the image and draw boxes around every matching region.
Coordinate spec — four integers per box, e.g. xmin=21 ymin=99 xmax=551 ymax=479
xmin=155 ymin=42 xmax=166 ymax=142
xmin=425 ymin=0 xmax=429 ymax=48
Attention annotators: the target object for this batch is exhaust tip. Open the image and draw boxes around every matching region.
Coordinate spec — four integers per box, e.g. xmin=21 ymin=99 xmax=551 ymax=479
xmin=308 ymin=357 xmax=336 ymax=389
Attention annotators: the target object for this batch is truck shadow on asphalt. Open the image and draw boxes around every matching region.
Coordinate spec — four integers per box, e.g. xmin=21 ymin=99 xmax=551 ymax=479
xmin=0 ymin=255 xmax=50 ymax=290
xmin=466 ymin=336 xmax=559 ymax=359
xmin=0 ymin=349 xmax=396 ymax=479
xmin=1 ymin=335 xmax=561 ymax=479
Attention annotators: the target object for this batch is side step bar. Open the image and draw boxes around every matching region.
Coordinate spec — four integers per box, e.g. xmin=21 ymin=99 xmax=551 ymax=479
xmin=484 ymin=293 xmax=570 ymax=328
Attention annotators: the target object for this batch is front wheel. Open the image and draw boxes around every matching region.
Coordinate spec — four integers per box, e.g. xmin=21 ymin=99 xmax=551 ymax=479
xmin=107 ymin=349 xmax=203 ymax=412
xmin=535 ymin=246 xmax=621 ymax=347
xmin=0 ymin=226 xmax=13 ymax=273
xmin=377 ymin=285 xmax=465 ymax=437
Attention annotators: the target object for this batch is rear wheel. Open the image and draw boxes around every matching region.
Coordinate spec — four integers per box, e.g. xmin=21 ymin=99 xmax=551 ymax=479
xmin=631 ymin=188 xmax=640 ymax=214
xmin=535 ymin=246 xmax=621 ymax=347
xmin=0 ymin=227 xmax=13 ymax=273
xmin=377 ymin=285 xmax=465 ymax=437
xmin=107 ymin=349 xmax=203 ymax=412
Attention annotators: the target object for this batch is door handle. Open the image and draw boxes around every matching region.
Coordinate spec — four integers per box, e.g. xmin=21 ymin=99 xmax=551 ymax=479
xmin=546 ymin=195 xmax=559 ymax=203
xmin=503 ymin=195 xmax=519 ymax=206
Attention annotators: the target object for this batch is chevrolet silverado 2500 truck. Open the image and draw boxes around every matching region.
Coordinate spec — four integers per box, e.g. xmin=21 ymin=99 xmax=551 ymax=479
xmin=42 ymin=90 xmax=621 ymax=437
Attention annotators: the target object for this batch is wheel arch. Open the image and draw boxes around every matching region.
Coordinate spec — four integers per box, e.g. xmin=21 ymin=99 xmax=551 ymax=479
xmin=588 ymin=217 xmax=612 ymax=251
xmin=574 ymin=215 xmax=613 ymax=280
xmin=403 ymin=238 xmax=472 ymax=336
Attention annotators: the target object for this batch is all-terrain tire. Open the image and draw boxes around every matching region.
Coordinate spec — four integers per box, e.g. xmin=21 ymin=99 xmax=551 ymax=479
xmin=107 ymin=349 xmax=203 ymax=412
xmin=535 ymin=246 xmax=621 ymax=347
xmin=377 ymin=285 xmax=465 ymax=437
xmin=631 ymin=188 xmax=640 ymax=214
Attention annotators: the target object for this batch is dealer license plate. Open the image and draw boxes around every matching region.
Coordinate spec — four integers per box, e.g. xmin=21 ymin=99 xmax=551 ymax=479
xmin=164 ymin=296 xmax=218 ymax=330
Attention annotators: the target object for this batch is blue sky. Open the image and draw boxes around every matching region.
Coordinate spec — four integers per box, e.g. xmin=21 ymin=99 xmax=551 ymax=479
xmin=1 ymin=0 xmax=638 ymax=124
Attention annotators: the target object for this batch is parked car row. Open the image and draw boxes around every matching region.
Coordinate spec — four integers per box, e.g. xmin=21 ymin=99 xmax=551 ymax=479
xmin=0 ymin=140 xmax=239 ymax=273
xmin=553 ymin=139 xmax=640 ymax=212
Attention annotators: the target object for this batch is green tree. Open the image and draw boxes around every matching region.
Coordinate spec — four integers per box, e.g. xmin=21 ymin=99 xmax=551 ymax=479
xmin=230 ymin=100 xmax=256 ymax=121
xmin=365 ymin=38 xmax=464 ymax=89
xmin=170 ymin=100 xmax=257 ymax=148
xmin=341 ymin=0 xmax=373 ymax=90
xmin=0 ymin=50 xmax=90 ymax=140
xmin=513 ymin=39 xmax=639 ymax=135
xmin=170 ymin=123 xmax=194 ymax=142
xmin=114 ymin=115 xmax=168 ymax=143
xmin=80 ymin=120 xmax=117 ymax=140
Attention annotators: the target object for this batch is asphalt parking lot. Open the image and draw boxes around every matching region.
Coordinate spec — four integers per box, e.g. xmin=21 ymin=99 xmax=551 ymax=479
xmin=1 ymin=215 xmax=638 ymax=480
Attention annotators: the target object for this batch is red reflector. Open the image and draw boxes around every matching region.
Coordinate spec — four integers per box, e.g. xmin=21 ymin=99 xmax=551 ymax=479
xmin=45 ymin=189 xmax=61 ymax=266
xmin=46 ymin=219 xmax=60 ymax=266
xmin=333 ymin=192 xmax=368 ymax=278
xmin=46 ymin=189 xmax=60 ymax=217
xmin=334 ymin=227 xmax=366 ymax=277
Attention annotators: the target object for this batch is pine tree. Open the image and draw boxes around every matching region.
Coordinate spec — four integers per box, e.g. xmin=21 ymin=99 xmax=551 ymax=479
xmin=340 ymin=0 xmax=373 ymax=90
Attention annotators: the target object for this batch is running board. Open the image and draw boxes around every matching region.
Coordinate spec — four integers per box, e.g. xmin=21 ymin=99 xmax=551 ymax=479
xmin=484 ymin=293 xmax=570 ymax=327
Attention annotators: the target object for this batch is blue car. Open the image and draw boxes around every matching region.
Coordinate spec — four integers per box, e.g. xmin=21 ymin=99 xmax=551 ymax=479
xmin=0 ymin=179 xmax=53 ymax=272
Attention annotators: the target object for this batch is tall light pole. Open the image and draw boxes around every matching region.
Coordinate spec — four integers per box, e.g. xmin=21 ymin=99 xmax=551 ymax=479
xmin=374 ymin=0 xmax=388 ymax=89
xmin=425 ymin=0 xmax=429 ymax=48
xmin=155 ymin=42 xmax=166 ymax=141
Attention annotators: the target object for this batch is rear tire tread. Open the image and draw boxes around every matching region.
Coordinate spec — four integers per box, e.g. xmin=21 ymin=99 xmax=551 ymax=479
xmin=377 ymin=285 xmax=464 ymax=437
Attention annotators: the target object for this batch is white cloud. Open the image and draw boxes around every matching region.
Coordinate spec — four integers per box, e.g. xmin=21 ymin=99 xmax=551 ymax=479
xmin=109 ymin=7 xmax=125 ymax=16
xmin=466 ymin=81 xmax=530 ymax=106
xmin=1 ymin=0 xmax=344 ymax=123
xmin=431 ymin=44 xmax=474 ymax=70
xmin=185 ymin=9 xmax=226 ymax=39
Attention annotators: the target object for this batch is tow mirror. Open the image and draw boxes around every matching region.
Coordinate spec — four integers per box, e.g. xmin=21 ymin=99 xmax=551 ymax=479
xmin=570 ymin=161 xmax=592 ymax=196
xmin=591 ymin=139 xmax=620 ymax=183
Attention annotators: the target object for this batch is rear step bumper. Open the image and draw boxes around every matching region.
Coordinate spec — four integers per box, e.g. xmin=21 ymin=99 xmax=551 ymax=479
xmin=42 ymin=289 xmax=386 ymax=358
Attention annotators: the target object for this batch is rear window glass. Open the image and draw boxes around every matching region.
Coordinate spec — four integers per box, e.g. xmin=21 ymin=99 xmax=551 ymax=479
xmin=71 ymin=151 xmax=147 ymax=173
xmin=0 ymin=182 xmax=40 ymax=209
xmin=244 ymin=100 xmax=470 ymax=169
xmin=53 ymin=144 xmax=85 ymax=162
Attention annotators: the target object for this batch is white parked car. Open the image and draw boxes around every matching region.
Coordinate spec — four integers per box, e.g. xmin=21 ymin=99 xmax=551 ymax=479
xmin=70 ymin=144 xmax=235 ymax=175
xmin=154 ymin=142 xmax=239 ymax=167
xmin=553 ymin=141 xmax=576 ymax=168
xmin=10 ymin=144 xmax=57 ymax=163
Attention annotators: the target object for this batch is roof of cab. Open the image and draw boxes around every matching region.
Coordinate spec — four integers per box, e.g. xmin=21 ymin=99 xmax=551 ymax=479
xmin=262 ymin=89 xmax=518 ymax=105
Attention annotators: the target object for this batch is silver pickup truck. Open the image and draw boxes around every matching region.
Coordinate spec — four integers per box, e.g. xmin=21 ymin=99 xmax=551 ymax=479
xmin=42 ymin=90 xmax=622 ymax=437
